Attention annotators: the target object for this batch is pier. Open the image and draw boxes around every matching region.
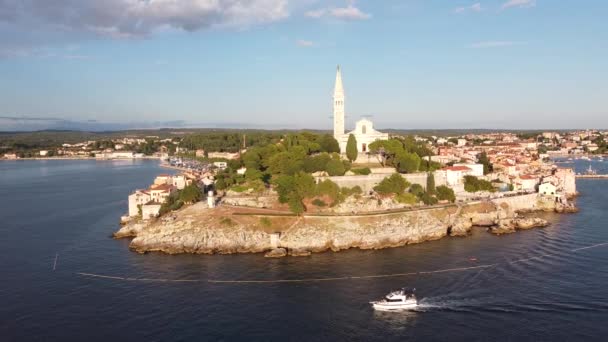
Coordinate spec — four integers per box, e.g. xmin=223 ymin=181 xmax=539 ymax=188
xmin=576 ymin=174 xmax=608 ymax=179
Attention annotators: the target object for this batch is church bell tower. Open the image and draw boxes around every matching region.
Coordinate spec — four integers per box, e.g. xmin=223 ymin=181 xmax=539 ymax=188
xmin=333 ymin=65 xmax=345 ymax=138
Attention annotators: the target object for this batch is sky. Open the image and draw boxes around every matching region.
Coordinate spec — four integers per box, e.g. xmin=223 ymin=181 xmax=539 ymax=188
xmin=0 ymin=0 xmax=607 ymax=131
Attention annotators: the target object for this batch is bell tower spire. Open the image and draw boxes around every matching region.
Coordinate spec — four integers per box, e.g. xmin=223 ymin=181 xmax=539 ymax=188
xmin=333 ymin=65 xmax=345 ymax=138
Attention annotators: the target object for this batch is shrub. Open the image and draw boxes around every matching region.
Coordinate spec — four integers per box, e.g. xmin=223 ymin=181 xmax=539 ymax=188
xmin=312 ymin=199 xmax=327 ymax=207
xmin=180 ymin=184 xmax=202 ymax=203
xmin=316 ymin=179 xmax=341 ymax=204
xmin=464 ymin=175 xmax=496 ymax=193
xmin=409 ymin=184 xmax=425 ymax=197
xmin=395 ymin=152 xmax=421 ymax=173
xmin=420 ymin=193 xmax=439 ymax=205
xmin=342 ymin=160 xmax=352 ymax=172
xmin=341 ymin=186 xmax=363 ymax=197
xmin=351 ymin=167 xmax=371 ymax=175
xmin=395 ymin=193 xmax=418 ymax=205
xmin=326 ymin=159 xmax=346 ymax=176
xmin=303 ymin=153 xmax=331 ymax=173
xmin=374 ymin=174 xmax=410 ymax=195
xmin=436 ymin=185 xmax=456 ymax=203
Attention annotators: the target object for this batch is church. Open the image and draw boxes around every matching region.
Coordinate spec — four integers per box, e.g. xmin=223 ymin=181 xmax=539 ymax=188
xmin=332 ymin=66 xmax=389 ymax=155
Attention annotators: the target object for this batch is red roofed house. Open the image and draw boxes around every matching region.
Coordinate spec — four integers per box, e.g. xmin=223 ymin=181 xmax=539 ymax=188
xmin=516 ymin=174 xmax=540 ymax=192
xmin=442 ymin=165 xmax=473 ymax=187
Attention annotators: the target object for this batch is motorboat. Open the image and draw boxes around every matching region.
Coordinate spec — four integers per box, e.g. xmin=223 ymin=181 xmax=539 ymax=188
xmin=370 ymin=288 xmax=418 ymax=311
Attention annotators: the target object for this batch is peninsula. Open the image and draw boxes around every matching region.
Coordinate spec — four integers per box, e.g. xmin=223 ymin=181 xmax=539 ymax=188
xmin=114 ymin=67 xmax=581 ymax=257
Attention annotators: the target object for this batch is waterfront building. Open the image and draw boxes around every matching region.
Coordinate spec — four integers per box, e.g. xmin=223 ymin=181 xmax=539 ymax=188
xmin=128 ymin=190 xmax=151 ymax=217
xmin=539 ymin=182 xmax=557 ymax=197
xmin=148 ymin=184 xmax=175 ymax=203
xmin=332 ymin=66 xmax=388 ymax=154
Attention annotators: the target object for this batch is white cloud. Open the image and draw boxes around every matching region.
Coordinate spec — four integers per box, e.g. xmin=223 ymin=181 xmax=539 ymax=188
xmin=470 ymin=41 xmax=525 ymax=48
xmin=305 ymin=0 xmax=371 ymax=21
xmin=304 ymin=9 xmax=326 ymax=18
xmin=329 ymin=5 xmax=371 ymax=20
xmin=296 ymin=39 xmax=314 ymax=47
xmin=0 ymin=0 xmax=290 ymax=37
xmin=501 ymin=0 xmax=536 ymax=10
xmin=454 ymin=2 xmax=483 ymax=14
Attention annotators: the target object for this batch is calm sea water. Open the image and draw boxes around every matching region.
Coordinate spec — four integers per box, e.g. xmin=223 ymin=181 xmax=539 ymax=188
xmin=1 ymin=160 xmax=608 ymax=341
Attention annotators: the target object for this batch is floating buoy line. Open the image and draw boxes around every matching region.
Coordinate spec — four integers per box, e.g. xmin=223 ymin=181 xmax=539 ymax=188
xmin=73 ymin=241 xmax=608 ymax=285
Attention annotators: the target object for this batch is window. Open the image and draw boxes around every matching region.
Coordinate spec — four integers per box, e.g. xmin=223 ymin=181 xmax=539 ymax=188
xmin=362 ymin=143 xmax=367 ymax=152
xmin=362 ymin=125 xmax=367 ymax=134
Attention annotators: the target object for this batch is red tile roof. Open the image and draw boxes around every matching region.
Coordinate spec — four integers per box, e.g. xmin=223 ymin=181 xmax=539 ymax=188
xmin=443 ymin=166 xmax=472 ymax=171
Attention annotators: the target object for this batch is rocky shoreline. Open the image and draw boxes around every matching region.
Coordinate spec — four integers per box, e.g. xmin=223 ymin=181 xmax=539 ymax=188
xmin=114 ymin=193 xmax=575 ymax=257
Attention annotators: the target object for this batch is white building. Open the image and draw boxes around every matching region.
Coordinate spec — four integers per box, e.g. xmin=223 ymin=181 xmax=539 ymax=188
xmin=128 ymin=190 xmax=151 ymax=217
xmin=171 ymin=174 xmax=189 ymax=190
xmin=539 ymin=182 xmax=557 ymax=197
xmin=454 ymin=163 xmax=484 ymax=177
xmin=332 ymin=66 xmax=389 ymax=154
xmin=516 ymin=175 xmax=540 ymax=192
xmin=39 ymin=150 xmax=49 ymax=156
xmin=441 ymin=166 xmax=473 ymax=187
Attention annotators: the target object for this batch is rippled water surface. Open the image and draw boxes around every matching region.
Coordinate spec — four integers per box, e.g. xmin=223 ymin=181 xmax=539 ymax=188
xmin=1 ymin=160 xmax=608 ymax=341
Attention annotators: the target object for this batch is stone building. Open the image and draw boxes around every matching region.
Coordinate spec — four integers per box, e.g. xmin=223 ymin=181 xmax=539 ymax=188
xmin=332 ymin=66 xmax=389 ymax=154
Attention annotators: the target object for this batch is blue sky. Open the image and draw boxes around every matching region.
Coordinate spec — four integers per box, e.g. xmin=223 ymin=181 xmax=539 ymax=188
xmin=0 ymin=0 xmax=606 ymax=130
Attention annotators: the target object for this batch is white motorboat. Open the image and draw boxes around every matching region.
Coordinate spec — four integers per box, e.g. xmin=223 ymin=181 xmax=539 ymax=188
xmin=370 ymin=288 xmax=418 ymax=311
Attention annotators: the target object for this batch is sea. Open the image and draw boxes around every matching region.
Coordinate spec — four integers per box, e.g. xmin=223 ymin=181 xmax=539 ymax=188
xmin=1 ymin=158 xmax=608 ymax=341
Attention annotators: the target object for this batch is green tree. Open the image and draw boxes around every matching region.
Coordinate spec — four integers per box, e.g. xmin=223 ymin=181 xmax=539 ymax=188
xmin=326 ymin=159 xmax=346 ymax=176
xmin=319 ymin=134 xmax=340 ymax=153
xmin=180 ymin=184 xmax=202 ymax=204
xmin=436 ymin=185 xmax=456 ymax=203
xmin=395 ymin=152 xmax=421 ymax=173
xmin=409 ymin=184 xmax=425 ymax=197
xmin=303 ymin=153 xmax=331 ymax=173
xmin=420 ymin=193 xmax=439 ymax=205
xmin=374 ymin=174 xmax=410 ymax=195
xmin=477 ymin=152 xmax=493 ymax=175
xmin=346 ymin=134 xmax=358 ymax=162
xmin=272 ymin=172 xmax=315 ymax=214
xmin=426 ymin=172 xmax=436 ymax=195
xmin=464 ymin=175 xmax=496 ymax=193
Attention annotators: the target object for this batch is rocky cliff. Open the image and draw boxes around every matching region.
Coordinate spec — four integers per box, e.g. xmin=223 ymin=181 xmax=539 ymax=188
xmin=114 ymin=193 xmax=569 ymax=257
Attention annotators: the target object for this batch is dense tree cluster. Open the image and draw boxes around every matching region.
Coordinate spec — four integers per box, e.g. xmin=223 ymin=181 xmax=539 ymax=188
xmin=158 ymin=184 xmax=203 ymax=215
xmin=464 ymin=175 xmax=496 ymax=193
xmin=368 ymin=137 xmax=435 ymax=173
xmin=374 ymin=174 xmax=411 ymax=195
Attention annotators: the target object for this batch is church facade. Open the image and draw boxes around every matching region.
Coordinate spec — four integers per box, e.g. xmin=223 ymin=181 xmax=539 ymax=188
xmin=332 ymin=66 xmax=389 ymax=154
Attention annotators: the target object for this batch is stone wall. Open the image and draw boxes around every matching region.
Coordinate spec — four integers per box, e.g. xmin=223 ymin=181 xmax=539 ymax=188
xmin=317 ymin=172 xmax=447 ymax=193
xmin=491 ymin=193 xmax=539 ymax=212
